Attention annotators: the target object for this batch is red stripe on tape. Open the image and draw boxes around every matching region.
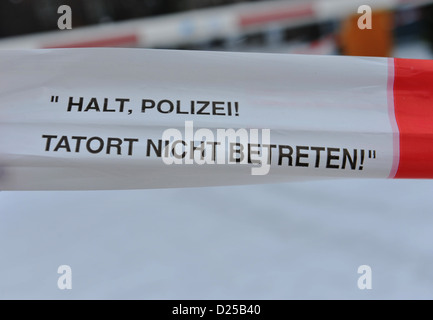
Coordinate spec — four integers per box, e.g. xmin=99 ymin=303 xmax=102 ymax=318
xmin=42 ymin=34 xmax=138 ymax=48
xmin=239 ymin=4 xmax=314 ymax=27
xmin=393 ymin=58 xmax=433 ymax=178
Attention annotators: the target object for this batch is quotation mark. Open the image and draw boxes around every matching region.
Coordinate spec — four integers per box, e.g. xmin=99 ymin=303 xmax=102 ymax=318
xmin=51 ymin=96 xmax=59 ymax=103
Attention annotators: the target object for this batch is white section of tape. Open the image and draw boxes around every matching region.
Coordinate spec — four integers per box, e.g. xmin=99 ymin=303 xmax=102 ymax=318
xmin=0 ymin=49 xmax=395 ymax=190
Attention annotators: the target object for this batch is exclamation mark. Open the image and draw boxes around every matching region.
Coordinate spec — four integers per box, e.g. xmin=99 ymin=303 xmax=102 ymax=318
xmin=235 ymin=102 xmax=239 ymax=116
xmin=359 ymin=149 xmax=365 ymax=170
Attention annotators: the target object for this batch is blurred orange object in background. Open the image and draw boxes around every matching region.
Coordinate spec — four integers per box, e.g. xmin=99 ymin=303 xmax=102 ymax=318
xmin=340 ymin=10 xmax=394 ymax=57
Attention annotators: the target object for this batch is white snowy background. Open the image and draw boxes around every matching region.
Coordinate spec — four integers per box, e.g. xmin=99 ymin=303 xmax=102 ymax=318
xmin=0 ymin=42 xmax=432 ymax=299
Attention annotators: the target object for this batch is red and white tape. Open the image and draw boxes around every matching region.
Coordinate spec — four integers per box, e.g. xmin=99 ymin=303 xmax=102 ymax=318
xmin=0 ymin=48 xmax=432 ymax=190
xmin=0 ymin=0 xmax=431 ymax=50
xmin=391 ymin=58 xmax=433 ymax=178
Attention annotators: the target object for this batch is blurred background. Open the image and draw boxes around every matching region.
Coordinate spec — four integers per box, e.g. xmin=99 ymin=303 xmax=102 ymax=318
xmin=1 ymin=0 xmax=433 ymax=57
xmin=1 ymin=0 xmax=433 ymax=299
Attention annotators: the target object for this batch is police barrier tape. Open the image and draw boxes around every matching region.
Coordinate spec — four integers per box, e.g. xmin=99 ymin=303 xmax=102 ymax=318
xmin=0 ymin=0 xmax=432 ymax=49
xmin=0 ymin=48 xmax=432 ymax=190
